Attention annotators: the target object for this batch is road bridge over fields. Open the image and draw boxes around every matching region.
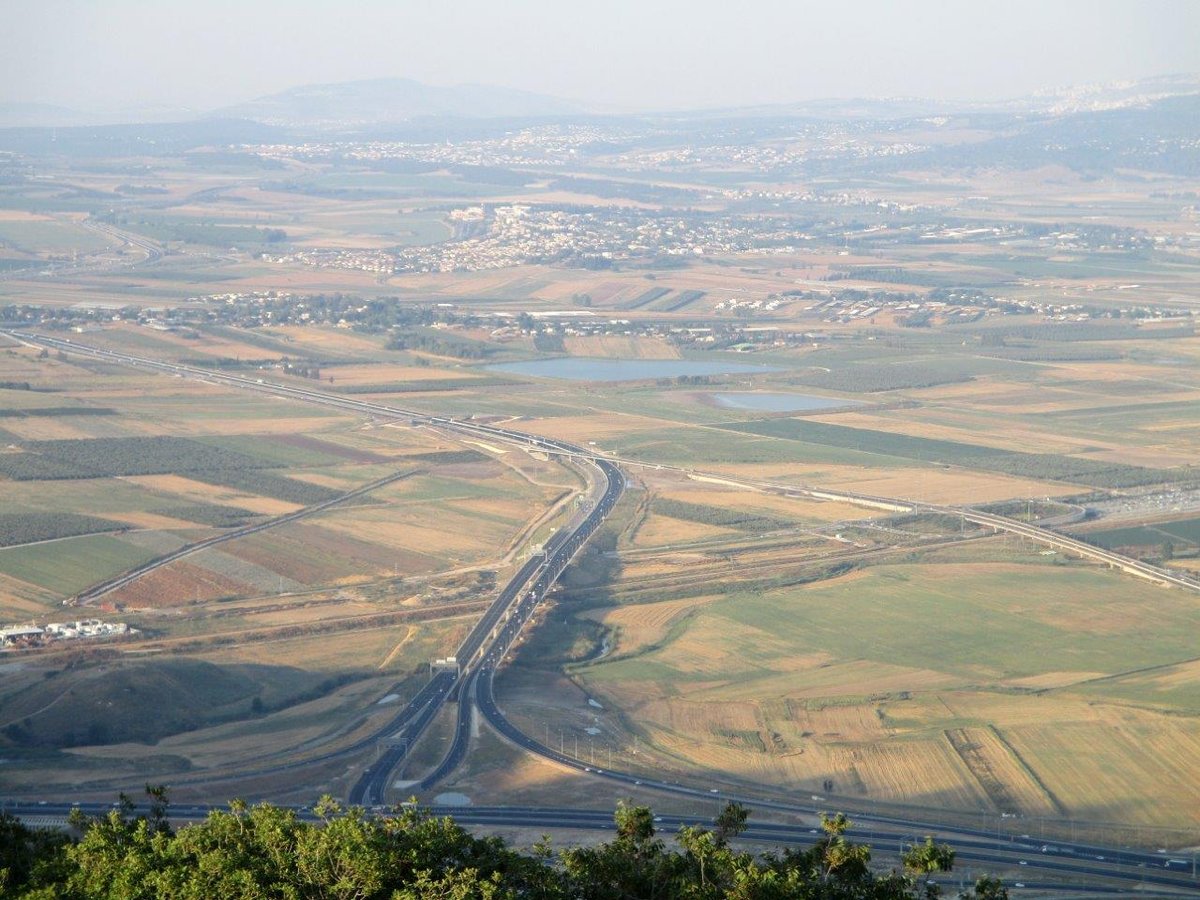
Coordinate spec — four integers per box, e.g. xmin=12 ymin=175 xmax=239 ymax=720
xmin=7 ymin=329 xmax=1199 ymax=858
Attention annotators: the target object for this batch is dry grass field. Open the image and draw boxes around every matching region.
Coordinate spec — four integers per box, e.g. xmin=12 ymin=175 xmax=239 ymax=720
xmin=2 ymin=123 xmax=1198 ymax=838
xmin=547 ymin=550 xmax=1200 ymax=828
xmin=631 ymin=514 xmax=739 ymax=546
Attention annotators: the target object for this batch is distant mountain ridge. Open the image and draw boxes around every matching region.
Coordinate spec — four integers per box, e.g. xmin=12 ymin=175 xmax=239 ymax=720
xmin=2 ymin=74 xmax=1197 ymax=129
xmin=692 ymin=74 xmax=1200 ymax=120
xmin=210 ymin=77 xmax=592 ymax=126
xmin=0 ymin=102 xmax=101 ymax=128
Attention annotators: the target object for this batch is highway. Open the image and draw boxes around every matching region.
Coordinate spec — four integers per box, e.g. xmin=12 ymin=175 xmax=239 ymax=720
xmin=2 ymin=329 xmax=629 ymax=804
xmin=0 ymin=219 xmax=166 ymax=283
xmin=349 ymin=458 xmax=624 ymax=805
xmin=3 ymin=799 xmax=1194 ymax=893
xmin=957 ymin=507 xmax=1200 ymax=591
xmin=80 ymin=218 xmax=166 ymax=265
xmin=6 ymin=329 xmax=1194 ymax=595
xmin=6 ymin=330 xmax=1199 ymax=893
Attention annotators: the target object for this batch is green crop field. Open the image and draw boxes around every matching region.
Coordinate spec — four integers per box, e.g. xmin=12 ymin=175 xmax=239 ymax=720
xmin=0 ymin=220 xmax=114 ymax=254
xmin=582 ymin=562 xmax=1195 ymax=690
xmin=1084 ymin=515 xmax=1200 ymax=549
xmin=550 ymin=552 xmax=1200 ymax=826
xmin=609 ymin=424 xmax=905 ymax=467
xmin=0 ymin=533 xmax=156 ymax=595
xmin=194 ymin=434 xmax=355 ymax=468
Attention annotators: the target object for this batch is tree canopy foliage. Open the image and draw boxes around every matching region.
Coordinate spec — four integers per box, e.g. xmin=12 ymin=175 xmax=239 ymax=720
xmin=1 ymin=789 xmax=1006 ymax=900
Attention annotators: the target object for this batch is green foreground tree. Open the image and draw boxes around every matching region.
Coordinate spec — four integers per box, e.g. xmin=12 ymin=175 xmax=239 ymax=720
xmin=2 ymin=789 xmax=997 ymax=900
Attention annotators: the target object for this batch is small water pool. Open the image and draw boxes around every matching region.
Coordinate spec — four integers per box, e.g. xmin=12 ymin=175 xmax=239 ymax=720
xmin=710 ymin=392 xmax=858 ymax=412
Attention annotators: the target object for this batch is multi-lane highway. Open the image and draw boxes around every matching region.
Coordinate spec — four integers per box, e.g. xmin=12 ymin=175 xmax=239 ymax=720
xmin=6 ymin=330 xmax=1199 ymax=893
xmin=6 ymin=329 xmax=1193 ymax=595
xmin=3 ymin=799 xmax=1194 ymax=893
xmin=349 ymin=458 xmax=624 ymax=805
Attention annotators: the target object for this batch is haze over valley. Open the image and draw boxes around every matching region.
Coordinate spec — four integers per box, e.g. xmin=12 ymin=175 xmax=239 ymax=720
xmin=1 ymin=3 xmax=1200 ymax=896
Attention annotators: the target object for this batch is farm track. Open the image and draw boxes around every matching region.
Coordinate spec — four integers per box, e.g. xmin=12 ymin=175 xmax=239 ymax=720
xmin=71 ymin=468 xmax=421 ymax=606
xmin=616 ymin=529 xmax=836 ymax=560
xmin=945 ymin=727 xmax=1025 ymax=813
xmin=10 ymin=329 xmax=1200 ymax=867
xmin=3 ymin=332 xmax=623 ymax=799
xmin=604 ymin=536 xmax=986 ymax=603
xmin=127 ymin=600 xmax=489 ymax=655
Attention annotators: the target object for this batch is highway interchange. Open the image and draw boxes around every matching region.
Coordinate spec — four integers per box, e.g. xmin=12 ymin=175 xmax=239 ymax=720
xmin=3 ymin=330 xmax=1199 ymax=894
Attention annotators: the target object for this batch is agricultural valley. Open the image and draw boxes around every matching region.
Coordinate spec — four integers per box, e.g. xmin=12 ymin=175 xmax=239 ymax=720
xmin=2 ymin=77 xmax=1200 ymax=890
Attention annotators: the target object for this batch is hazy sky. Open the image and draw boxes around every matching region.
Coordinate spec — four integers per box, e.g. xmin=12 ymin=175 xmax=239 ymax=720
xmin=3 ymin=0 xmax=1198 ymax=113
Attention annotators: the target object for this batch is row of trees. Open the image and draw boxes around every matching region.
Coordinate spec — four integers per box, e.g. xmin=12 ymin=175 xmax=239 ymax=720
xmin=1 ymin=788 xmax=1010 ymax=900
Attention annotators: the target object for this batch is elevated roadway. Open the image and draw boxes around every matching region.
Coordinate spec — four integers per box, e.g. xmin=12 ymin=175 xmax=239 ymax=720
xmin=7 ymin=329 xmax=1198 ymax=878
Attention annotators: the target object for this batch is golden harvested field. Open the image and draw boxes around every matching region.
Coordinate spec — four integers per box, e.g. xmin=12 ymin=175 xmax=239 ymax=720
xmin=632 ymin=513 xmax=739 ymax=546
xmin=734 ymin=463 xmax=1074 ymax=506
xmin=1003 ymin=713 xmax=1200 ymax=825
xmin=315 ymin=506 xmax=510 ymax=558
xmin=1085 ymin=444 xmax=1200 ymax=467
xmin=581 ymin=595 xmax=722 ymax=657
xmin=125 ymin=474 xmax=303 ymax=515
xmin=223 ymin=522 xmax=438 ymax=585
xmin=100 ymin=511 xmax=212 ymax=530
xmin=0 ymin=418 xmax=97 ymax=440
xmin=559 ymin=556 xmax=1200 ymax=826
xmin=268 ymin=326 xmax=387 ymax=354
xmin=0 ymin=572 xmax=54 ymax=618
xmin=810 ymin=409 xmax=1095 ymax=456
xmin=286 ymin=470 xmax=367 ymax=489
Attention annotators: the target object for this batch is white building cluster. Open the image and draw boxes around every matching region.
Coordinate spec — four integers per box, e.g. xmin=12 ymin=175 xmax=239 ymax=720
xmin=263 ymin=205 xmax=813 ymax=274
xmin=1 ymin=619 xmax=134 ymax=649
